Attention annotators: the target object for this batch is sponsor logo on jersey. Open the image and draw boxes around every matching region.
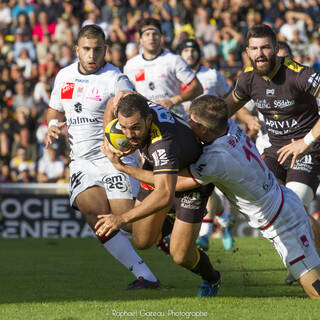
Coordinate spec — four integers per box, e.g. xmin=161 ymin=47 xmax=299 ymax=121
xmin=181 ymin=192 xmax=201 ymax=210
xmin=255 ymin=99 xmax=270 ymax=109
xmin=67 ymin=116 xmax=99 ymax=126
xmin=293 ymin=154 xmax=313 ymax=172
xmin=135 ymin=69 xmax=145 ymax=82
xmin=308 ymin=73 xmax=320 ymax=88
xmin=152 ymin=149 xmax=168 ymax=166
xmin=74 ymin=102 xmax=82 ymax=113
xmin=300 ymin=235 xmax=309 ymax=247
xmin=265 ymin=118 xmax=298 ymax=130
xmin=61 ymin=82 xmax=75 ymax=99
xmin=86 ymin=87 xmax=102 ymax=101
xmin=75 ymin=78 xmax=89 ymax=83
xmin=273 ymin=99 xmax=295 ymax=108
xmin=103 ymin=173 xmax=129 ymax=193
xmin=149 ymin=82 xmax=155 ymax=90
xmin=266 ymin=89 xmax=275 ymax=96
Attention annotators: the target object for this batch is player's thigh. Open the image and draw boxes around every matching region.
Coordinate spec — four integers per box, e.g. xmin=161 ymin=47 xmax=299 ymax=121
xmin=263 ymin=146 xmax=286 ymax=183
xmin=131 ymin=206 xmax=169 ymax=249
xmin=170 ymin=218 xmax=201 ymax=267
xmin=76 ymin=186 xmax=109 ymax=216
xmin=299 ymin=264 xmax=320 ymax=299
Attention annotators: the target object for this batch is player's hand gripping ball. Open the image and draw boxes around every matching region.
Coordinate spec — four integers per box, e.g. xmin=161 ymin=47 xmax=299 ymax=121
xmin=105 ymin=119 xmax=132 ymax=151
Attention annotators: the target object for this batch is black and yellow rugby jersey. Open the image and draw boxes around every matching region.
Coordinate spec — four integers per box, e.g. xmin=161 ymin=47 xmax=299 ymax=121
xmin=234 ymin=56 xmax=320 ymax=148
xmin=139 ymin=103 xmax=202 ymax=175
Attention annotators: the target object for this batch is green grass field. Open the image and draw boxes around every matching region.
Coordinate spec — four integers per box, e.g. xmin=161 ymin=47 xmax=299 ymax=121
xmin=0 ymin=237 xmax=319 ymax=320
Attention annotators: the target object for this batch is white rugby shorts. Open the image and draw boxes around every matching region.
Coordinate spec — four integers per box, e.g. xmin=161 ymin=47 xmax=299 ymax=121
xmin=261 ymin=186 xmax=320 ymax=280
xmin=69 ymin=154 xmax=140 ymax=207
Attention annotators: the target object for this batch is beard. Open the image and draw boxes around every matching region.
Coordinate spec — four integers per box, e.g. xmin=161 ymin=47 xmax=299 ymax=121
xmin=250 ymin=52 xmax=277 ymax=76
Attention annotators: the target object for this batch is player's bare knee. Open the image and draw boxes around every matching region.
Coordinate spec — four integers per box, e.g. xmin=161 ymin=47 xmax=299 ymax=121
xmin=132 ymin=234 xmax=154 ymax=250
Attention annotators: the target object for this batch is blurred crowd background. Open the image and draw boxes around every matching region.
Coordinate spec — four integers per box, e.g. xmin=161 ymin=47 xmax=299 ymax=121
xmin=0 ymin=0 xmax=320 ymax=183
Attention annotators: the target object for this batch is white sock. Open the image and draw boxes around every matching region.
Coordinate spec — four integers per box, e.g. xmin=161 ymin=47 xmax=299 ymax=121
xmin=199 ymin=219 xmax=213 ymax=237
xmin=216 ymin=210 xmax=230 ymax=228
xmin=102 ymin=231 xmax=157 ymax=282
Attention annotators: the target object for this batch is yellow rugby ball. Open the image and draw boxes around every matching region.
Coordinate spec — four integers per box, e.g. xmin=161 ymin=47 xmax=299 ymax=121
xmin=105 ymin=118 xmax=131 ymax=151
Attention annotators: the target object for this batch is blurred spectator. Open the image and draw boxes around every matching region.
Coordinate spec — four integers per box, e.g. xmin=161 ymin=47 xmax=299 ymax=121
xmin=33 ymin=74 xmax=51 ymax=117
xmin=10 ymin=146 xmax=36 ymax=182
xmin=32 ymin=11 xmax=56 ymax=44
xmin=101 ymin=0 xmax=127 ymax=26
xmin=58 ymin=45 xmax=75 ymax=68
xmin=0 ymin=31 xmax=13 ymax=65
xmin=194 ymin=6 xmax=217 ymax=44
xmin=13 ymin=27 xmax=37 ymax=62
xmin=109 ymin=43 xmax=125 ymax=71
xmin=11 ymin=0 xmax=36 ymax=27
xmin=220 ymin=49 xmax=243 ymax=86
xmin=36 ymin=0 xmax=64 ymax=24
xmin=16 ymin=49 xmax=33 ymax=79
xmin=216 ymin=26 xmax=242 ymax=62
xmin=36 ymin=32 xmax=60 ymax=65
xmin=196 ymin=35 xmax=218 ymax=68
xmin=0 ymin=1 xmax=11 ymax=31
xmin=12 ymin=80 xmax=36 ymax=117
xmin=279 ymin=11 xmax=313 ymax=43
xmin=11 ymin=126 xmax=37 ymax=162
xmin=0 ymin=106 xmax=13 ymax=166
xmin=289 ymin=28 xmax=309 ymax=58
xmin=10 ymin=12 xmax=32 ymax=39
xmin=108 ymin=17 xmax=127 ymax=44
xmin=54 ymin=14 xmax=74 ymax=46
xmin=126 ymin=0 xmax=146 ymax=42
xmin=148 ymin=0 xmax=173 ymax=44
xmin=305 ymin=0 xmax=320 ymax=31
xmin=0 ymin=66 xmax=14 ymax=106
xmin=169 ymin=0 xmax=195 ymax=26
xmin=261 ymin=0 xmax=282 ymax=25
xmin=82 ymin=8 xmax=109 ymax=38
xmin=38 ymin=51 xmax=60 ymax=83
xmin=37 ymin=143 xmax=65 ymax=183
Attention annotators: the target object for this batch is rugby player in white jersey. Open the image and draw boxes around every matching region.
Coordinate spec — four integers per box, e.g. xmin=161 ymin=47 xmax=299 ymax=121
xmin=179 ymin=38 xmax=234 ymax=251
xmin=123 ymin=18 xmax=203 ymax=119
xmin=102 ymin=94 xmax=320 ymax=299
xmin=46 ymin=24 xmax=159 ymax=289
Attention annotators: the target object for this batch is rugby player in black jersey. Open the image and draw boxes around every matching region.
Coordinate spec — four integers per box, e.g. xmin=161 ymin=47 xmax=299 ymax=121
xmin=225 ymin=24 xmax=320 ymax=286
xmin=96 ymin=93 xmax=221 ymax=297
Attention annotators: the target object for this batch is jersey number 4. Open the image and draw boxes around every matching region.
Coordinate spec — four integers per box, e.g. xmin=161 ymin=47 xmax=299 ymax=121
xmin=242 ymin=136 xmax=265 ymax=171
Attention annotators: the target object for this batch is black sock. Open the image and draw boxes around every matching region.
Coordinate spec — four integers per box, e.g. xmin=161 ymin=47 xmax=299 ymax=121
xmin=190 ymin=249 xmax=220 ymax=283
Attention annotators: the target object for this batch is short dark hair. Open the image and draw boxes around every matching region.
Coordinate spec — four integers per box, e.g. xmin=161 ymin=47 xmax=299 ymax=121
xmin=278 ymin=41 xmax=293 ymax=58
xmin=189 ymin=95 xmax=228 ymax=135
xmin=246 ymin=24 xmax=277 ymax=47
xmin=138 ymin=18 xmax=162 ymax=35
xmin=76 ymin=24 xmax=106 ymax=45
xmin=117 ymin=94 xmax=151 ymax=119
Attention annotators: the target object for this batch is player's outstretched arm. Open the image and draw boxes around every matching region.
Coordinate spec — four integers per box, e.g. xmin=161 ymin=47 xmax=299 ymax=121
xmin=95 ymin=173 xmax=176 ymax=237
xmin=225 ymin=91 xmax=247 ymax=117
xmin=46 ymin=108 xmax=66 ymax=148
xmin=277 ymin=118 xmax=320 ymax=168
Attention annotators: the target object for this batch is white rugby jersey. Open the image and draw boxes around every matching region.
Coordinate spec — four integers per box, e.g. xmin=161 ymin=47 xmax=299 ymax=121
xmin=190 ymin=120 xmax=283 ymax=229
xmin=196 ymin=65 xmax=231 ymax=97
xmin=49 ymin=62 xmax=134 ymax=161
xmin=123 ymin=50 xmax=195 ymax=118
